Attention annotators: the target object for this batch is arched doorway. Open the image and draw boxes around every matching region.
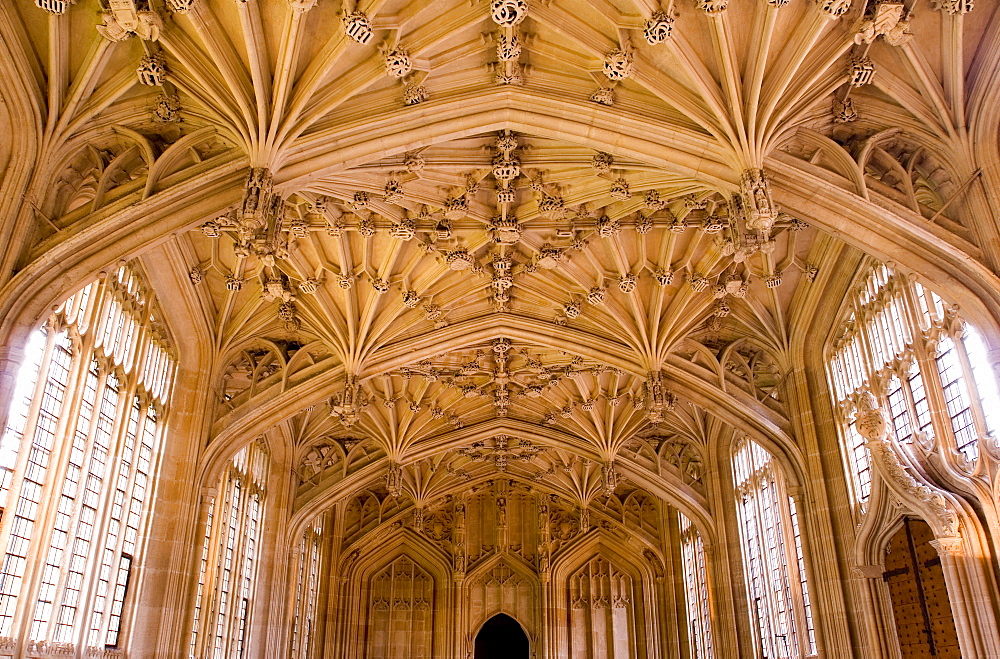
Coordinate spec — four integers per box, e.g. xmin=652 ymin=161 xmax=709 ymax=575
xmin=475 ymin=613 xmax=529 ymax=659
xmin=884 ymin=518 xmax=962 ymax=657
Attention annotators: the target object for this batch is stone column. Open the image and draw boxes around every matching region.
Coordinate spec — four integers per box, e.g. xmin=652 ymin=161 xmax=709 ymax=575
xmin=930 ymin=536 xmax=1000 ymax=657
xmin=852 ymin=564 xmax=899 ymax=659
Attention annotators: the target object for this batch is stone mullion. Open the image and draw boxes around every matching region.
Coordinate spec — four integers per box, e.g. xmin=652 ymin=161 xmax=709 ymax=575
xmin=130 ymin=305 xmax=153 ymax=398
xmin=202 ymin=477 xmax=236 ymax=659
xmin=283 ymin=529 xmax=307 ymax=659
xmin=851 ymin=295 xmax=881 ymax=393
xmin=948 ymin=324 xmax=993 ymax=451
xmin=6 ymin=286 xmax=99 ymax=641
xmin=894 ymin=359 xmax=924 ymax=445
xmin=223 ymin=469 xmax=257 ymax=659
xmin=899 ymin=278 xmax=956 ymax=457
xmin=278 ymin=525 xmax=304 ymax=659
xmin=784 ymin=487 xmax=813 ymax=659
xmin=310 ymin=508 xmax=336 ymax=659
xmin=251 ymin=438 xmax=286 ymax=659
xmin=88 ymin=276 xmax=116 ymax=363
xmin=13 ymin=321 xmax=96 ymax=650
xmin=185 ymin=487 xmax=218 ymax=657
xmin=715 ymin=436 xmax=753 ymax=659
xmin=71 ymin=359 xmax=143 ymax=652
xmin=0 ymin=321 xmax=63 ymax=646
xmin=0 ymin=320 xmax=59 ymax=549
xmin=916 ymin=332 xmax=962 ymax=458
xmin=900 ymin=283 xmax=956 ymax=456
xmin=328 ymin=500 xmax=350 ymax=659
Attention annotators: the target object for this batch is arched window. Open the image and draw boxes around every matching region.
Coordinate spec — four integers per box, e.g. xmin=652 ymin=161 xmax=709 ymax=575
xmin=290 ymin=514 xmax=326 ymax=659
xmin=733 ymin=437 xmax=815 ymax=658
xmin=827 ymin=264 xmax=1000 ymax=504
xmin=189 ymin=439 xmax=269 ymax=659
xmin=678 ymin=512 xmax=713 ymax=658
xmin=0 ymin=265 xmax=174 ymax=650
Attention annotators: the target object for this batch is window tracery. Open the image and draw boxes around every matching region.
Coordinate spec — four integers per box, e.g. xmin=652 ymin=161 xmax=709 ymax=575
xmin=189 ymin=439 xmax=269 ymax=659
xmin=733 ymin=436 xmax=815 ymax=658
xmin=827 ymin=264 xmax=1000 ymax=504
xmin=0 ymin=265 xmax=173 ymax=652
xmin=290 ymin=515 xmax=325 ymax=659
xmin=678 ymin=512 xmax=713 ymax=659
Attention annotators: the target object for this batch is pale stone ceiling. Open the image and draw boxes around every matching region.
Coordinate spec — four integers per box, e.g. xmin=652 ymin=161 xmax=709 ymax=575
xmin=2 ymin=0 xmax=998 ymax=524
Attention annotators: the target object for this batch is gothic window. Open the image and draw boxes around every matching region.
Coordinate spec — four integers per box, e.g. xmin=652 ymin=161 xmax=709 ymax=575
xmin=291 ymin=515 xmax=325 ymax=658
xmin=189 ymin=439 xmax=269 ymax=659
xmin=568 ymin=557 xmax=636 ymax=658
xmin=935 ymin=336 xmax=978 ymax=460
xmin=733 ymin=437 xmax=815 ymax=658
xmin=0 ymin=265 xmax=174 ymax=651
xmin=885 ymin=363 xmax=933 ymax=446
xmin=827 ymin=264 xmax=1000 ymax=504
xmin=962 ymin=325 xmax=1000 ymax=439
xmin=679 ymin=512 xmax=713 ymax=658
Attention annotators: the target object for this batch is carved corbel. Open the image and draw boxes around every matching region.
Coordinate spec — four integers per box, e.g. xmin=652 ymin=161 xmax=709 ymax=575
xmin=929 ymin=536 xmax=964 ymax=558
xmin=857 ymin=390 xmax=961 ymax=538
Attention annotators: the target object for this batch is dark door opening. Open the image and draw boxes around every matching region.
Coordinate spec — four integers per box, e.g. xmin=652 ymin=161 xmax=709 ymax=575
xmin=474 ymin=613 xmax=529 ymax=659
xmin=884 ymin=518 xmax=962 ymax=657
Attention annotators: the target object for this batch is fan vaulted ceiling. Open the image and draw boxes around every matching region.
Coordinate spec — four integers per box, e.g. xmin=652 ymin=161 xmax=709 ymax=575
xmin=2 ymin=0 xmax=998 ymax=518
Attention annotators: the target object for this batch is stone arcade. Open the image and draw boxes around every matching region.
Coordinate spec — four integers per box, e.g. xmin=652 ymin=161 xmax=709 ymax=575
xmin=0 ymin=0 xmax=1000 ymax=657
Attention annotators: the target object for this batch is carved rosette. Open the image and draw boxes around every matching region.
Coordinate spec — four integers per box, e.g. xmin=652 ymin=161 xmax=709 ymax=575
xmin=383 ymin=48 xmax=413 ymax=78
xmin=136 ymin=55 xmax=167 ymax=86
xmin=643 ymin=11 xmax=674 ymax=44
xmin=491 ymin=0 xmax=528 ymax=25
xmin=343 ymin=11 xmax=374 ymax=43
xmin=603 ymin=48 xmax=634 ymax=80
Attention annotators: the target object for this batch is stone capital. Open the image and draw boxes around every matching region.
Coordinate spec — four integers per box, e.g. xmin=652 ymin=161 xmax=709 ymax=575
xmin=930 ymin=536 xmax=964 ymax=557
xmin=853 ymin=564 xmax=885 ymax=579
